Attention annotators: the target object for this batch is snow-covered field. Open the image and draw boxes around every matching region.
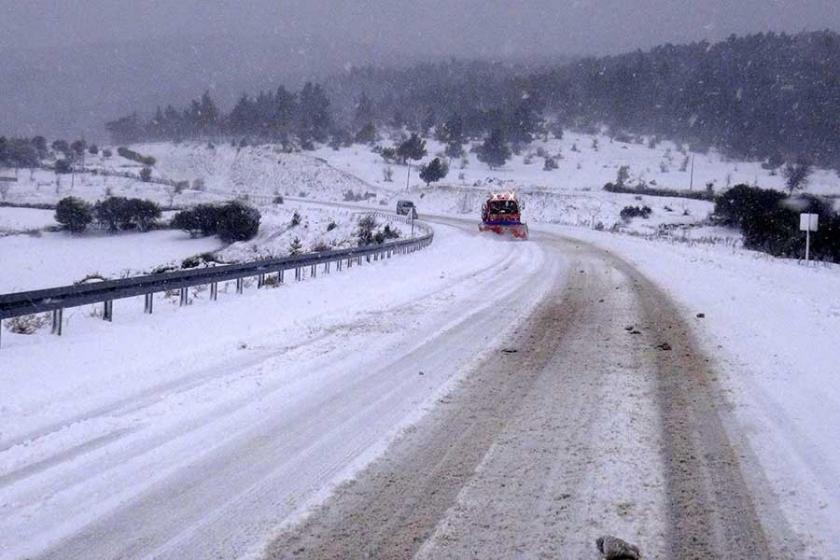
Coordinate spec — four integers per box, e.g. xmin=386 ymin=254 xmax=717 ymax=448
xmin=0 ymin=207 xmax=57 ymax=233
xmin=0 ymin=230 xmax=222 ymax=293
xmin=0 ymin=166 xmax=227 ymax=209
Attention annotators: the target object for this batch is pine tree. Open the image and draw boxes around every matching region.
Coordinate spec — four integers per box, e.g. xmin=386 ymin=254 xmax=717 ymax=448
xmin=420 ymin=108 xmax=436 ymax=136
xmin=196 ymin=91 xmax=220 ymax=136
xmin=445 ymin=141 xmax=464 ymax=158
xmin=273 ymin=86 xmax=297 ymax=139
xmin=396 ymin=133 xmax=427 ymax=164
xmin=55 ymin=197 xmax=93 ymax=232
xmin=289 ymin=237 xmax=303 ymax=255
xmin=783 ymin=157 xmax=812 ymax=193
xmin=419 ymin=157 xmax=449 ymax=185
xmin=355 ymin=122 xmax=377 ymax=144
xmin=228 ymin=94 xmax=255 ymax=135
xmin=476 ymin=129 xmax=511 ymax=169
xmin=354 ymin=92 xmax=374 ymax=128
xmin=105 ymin=113 xmax=143 ymax=144
xmin=507 ymin=102 xmax=539 ymax=145
xmin=297 ymin=82 xmax=331 ymax=145
xmin=437 ymin=113 xmax=464 ymax=144
xmin=163 ymin=105 xmax=181 ymax=138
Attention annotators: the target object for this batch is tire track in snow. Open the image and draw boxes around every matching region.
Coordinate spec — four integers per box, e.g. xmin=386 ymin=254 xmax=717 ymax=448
xmin=0 ymin=227 xmax=508 ymax=456
xmin=263 ymin=227 xmax=777 ymax=560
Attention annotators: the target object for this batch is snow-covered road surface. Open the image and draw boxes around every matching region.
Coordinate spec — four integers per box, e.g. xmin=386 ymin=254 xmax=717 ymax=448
xmin=1 ymin=212 xmax=821 ymax=560
xmin=264 ymin=224 xmax=775 ymax=559
xmin=0 ymin=221 xmax=552 ymax=559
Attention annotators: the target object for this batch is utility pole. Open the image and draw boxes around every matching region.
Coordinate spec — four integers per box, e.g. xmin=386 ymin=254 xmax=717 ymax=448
xmin=405 ymin=161 xmax=411 ymax=191
xmin=689 ymin=154 xmax=695 ymax=191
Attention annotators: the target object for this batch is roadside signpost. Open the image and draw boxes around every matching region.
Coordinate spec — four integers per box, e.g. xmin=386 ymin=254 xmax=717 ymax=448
xmin=799 ymin=213 xmax=819 ymax=262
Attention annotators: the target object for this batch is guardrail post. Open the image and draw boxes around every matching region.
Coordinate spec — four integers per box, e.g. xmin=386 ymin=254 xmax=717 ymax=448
xmin=311 ymin=264 xmax=317 ymax=278
xmin=279 ymin=270 xmax=284 ymax=284
xmin=144 ymin=293 xmax=154 ymax=313
xmin=179 ymin=287 xmax=189 ymax=305
xmin=258 ymin=274 xmax=265 ymax=288
xmin=51 ymin=308 xmax=63 ymax=335
xmin=103 ymin=300 xmax=113 ymax=322
xmin=236 ymin=278 xmax=244 ymax=294
xmin=210 ymin=283 xmax=218 ymax=300
xmin=325 ymin=261 xmax=330 ymax=274
xmin=294 ymin=267 xmax=300 ymax=281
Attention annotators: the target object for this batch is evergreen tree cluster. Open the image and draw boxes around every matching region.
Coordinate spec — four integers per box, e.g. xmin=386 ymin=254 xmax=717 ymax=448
xmin=328 ymin=31 xmax=840 ymax=168
xmin=714 ymin=185 xmax=840 ymax=261
xmin=104 ymin=31 xmax=840 ymax=169
xmin=173 ymin=201 xmax=261 ymax=242
xmin=534 ymin=31 xmax=840 ymax=168
xmin=106 ymin=84 xmax=332 ymax=146
xmin=0 ymin=136 xmax=41 ymax=169
xmin=54 ymin=196 xmax=161 ymax=233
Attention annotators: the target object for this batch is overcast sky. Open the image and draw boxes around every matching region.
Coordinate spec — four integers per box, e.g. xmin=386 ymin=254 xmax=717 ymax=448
xmin=2 ymin=0 xmax=839 ymax=139
xmin=3 ymin=0 xmax=840 ymax=56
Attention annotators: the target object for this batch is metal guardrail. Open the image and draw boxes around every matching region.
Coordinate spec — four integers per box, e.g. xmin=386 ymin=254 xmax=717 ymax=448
xmin=0 ymin=213 xmax=432 ymax=346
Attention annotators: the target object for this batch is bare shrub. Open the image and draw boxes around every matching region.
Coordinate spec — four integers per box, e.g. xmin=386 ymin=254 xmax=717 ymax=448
xmin=312 ymin=240 xmax=331 ymax=252
xmin=5 ymin=313 xmax=50 ymax=334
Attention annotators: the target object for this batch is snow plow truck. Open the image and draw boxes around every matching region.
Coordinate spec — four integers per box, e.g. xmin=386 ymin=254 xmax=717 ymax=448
xmin=479 ymin=191 xmax=528 ymax=239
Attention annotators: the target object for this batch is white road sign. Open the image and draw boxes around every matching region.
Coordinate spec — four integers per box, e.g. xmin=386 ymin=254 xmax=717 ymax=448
xmin=800 ymin=213 xmax=819 ymax=232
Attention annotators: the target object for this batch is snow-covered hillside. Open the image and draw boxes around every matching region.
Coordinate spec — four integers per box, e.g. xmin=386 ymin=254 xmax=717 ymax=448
xmin=4 ymin=130 xmax=839 ymax=239
xmin=315 ymin=132 xmax=840 ymax=196
xmin=216 ymin=205 xmax=406 ymax=262
xmin=3 ymin=129 xmax=839 ymax=295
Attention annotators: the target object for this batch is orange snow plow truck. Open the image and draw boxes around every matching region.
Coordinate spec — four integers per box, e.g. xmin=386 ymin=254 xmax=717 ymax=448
xmin=479 ymin=191 xmax=529 ymax=239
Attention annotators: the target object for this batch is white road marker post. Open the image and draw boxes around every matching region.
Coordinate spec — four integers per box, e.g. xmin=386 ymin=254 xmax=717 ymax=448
xmin=799 ymin=213 xmax=819 ymax=263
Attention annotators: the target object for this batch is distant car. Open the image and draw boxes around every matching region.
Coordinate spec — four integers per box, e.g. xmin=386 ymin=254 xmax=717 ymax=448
xmin=396 ymin=200 xmax=418 ymax=218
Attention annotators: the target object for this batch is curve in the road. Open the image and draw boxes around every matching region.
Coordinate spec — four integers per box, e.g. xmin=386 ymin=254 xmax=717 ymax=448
xmin=263 ymin=223 xmax=778 ymax=560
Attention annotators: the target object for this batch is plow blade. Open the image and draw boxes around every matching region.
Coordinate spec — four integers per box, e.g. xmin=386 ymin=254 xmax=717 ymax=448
xmin=479 ymin=222 xmax=529 ymax=240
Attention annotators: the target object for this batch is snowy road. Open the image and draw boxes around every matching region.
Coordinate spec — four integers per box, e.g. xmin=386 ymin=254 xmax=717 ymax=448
xmin=264 ymin=222 xmax=777 ymax=560
xmin=0 ymin=219 xmax=552 ymax=559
